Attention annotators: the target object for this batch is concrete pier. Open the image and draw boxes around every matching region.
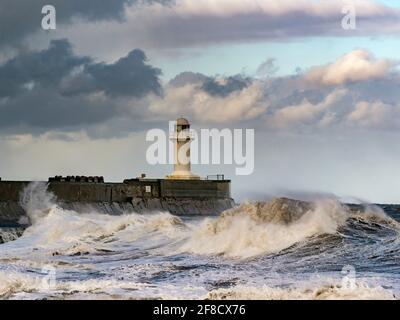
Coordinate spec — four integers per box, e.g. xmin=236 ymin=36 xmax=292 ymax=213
xmin=0 ymin=178 xmax=235 ymax=228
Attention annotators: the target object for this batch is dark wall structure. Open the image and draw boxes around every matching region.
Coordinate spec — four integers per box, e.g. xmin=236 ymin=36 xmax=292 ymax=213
xmin=0 ymin=178 xmax=235 ymax=228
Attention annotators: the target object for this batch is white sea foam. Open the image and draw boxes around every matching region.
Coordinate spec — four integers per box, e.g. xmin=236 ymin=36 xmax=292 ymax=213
xmin=179 ymin=199 xmax=348 ymax=258
xmin=206 ymin=283 xmax=396 ymax=300
xmin=0 ymin=228 xmax=22 ymax=244
xmin=0 ymin=270 xmax=150 ymax=300
xmin=0 ymin=268 xmax=208 ymax=300
xmin=15 ymin=208 xmax=186 ymax=257
xmin=20 ymin=181 xmax=57 ymax=225
xmin=351 ymin=204 xmax=400 ymax=229
xmin=1 ymin=269 xmax=396 ymax=300
xmin=1 ymin=183 xmax=399 ymax=300
xmin=12 ymin=184 xmax=397 ymax=259
xmin=14 ymin=187 xmax=351 ymax=259
xmin=1 ymin=182 xmax=186 ymax=256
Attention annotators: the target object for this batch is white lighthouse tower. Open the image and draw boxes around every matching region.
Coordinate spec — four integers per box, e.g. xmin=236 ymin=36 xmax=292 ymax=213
xmin=166 ymin=118 xmax=200 ymax=180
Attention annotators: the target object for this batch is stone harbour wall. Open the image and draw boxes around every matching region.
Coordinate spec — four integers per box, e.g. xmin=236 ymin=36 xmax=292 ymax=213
xmin=0 ymin=179 xmax=235 ymax=227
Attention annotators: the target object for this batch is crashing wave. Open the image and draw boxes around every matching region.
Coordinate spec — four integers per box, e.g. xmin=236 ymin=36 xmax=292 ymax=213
xmin=206 ymin=283 xmax=397 ymax=300
xmin=220 ymin=198 xmax=317 ymax=224
xmin=4 ymin=183 xmax=400 ymax=260
xmin=1 ymin=269 xmax=395 ymax=300
xmin=0 ymin=270 xmax=150 ymax=300
xmin=1 ymin=184 xmax=399 ymax=300
xmin=0 ymin=228 xmax=24 ymax=244
xmin=179 ymin=198 xmax=349 ymax=258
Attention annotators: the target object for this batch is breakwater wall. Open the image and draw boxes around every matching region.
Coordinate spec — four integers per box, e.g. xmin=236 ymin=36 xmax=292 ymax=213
xmin=0 ymin=179 xmax=235 ymax=228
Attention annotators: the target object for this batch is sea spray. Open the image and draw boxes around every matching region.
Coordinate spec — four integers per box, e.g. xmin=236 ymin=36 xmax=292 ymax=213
xmin=0 ymin=270 xmax=150 ymax=300
xmin=12 ymin=182 xmax=187 ymax=255
xmin=350 ymin=204 xmax=400 ymax=230
xmin=19 ymin=209 xmax=187 ymax=255
xmin=0 ymin=183 xmax=399 ymax=299
xmin=178 ymin=199 xmax=349 ymax=258
xmin=206 ymin=283 xmax=396 ymax=300
xmin=15 ymin=184 xmax=400 ymax=259
xmin=20 ymin=181 xmax=57 ymax=225
xmin=0 ymin=228 xmax=24 ymax=244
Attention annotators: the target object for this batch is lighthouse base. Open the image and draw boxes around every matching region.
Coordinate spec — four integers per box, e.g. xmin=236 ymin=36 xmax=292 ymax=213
xmin=165 ymin=171 xmax=200 ymax=180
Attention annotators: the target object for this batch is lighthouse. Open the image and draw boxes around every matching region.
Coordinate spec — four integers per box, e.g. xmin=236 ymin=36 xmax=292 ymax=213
xmin=166 ymin=118 xmax=200 ymax=180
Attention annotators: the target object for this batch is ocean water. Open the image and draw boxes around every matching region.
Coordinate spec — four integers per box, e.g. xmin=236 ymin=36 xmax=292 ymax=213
xmin=0 ymin=184 xmax=399 ymax=300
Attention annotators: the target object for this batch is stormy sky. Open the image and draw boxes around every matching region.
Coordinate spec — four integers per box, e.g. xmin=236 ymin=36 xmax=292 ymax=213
xmin=1 ymin=0 xmax=400 ymax=203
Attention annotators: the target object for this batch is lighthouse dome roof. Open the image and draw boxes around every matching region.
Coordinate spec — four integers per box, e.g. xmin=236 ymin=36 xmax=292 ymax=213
xmin=176 ymin=118 xmax=190 ymax=125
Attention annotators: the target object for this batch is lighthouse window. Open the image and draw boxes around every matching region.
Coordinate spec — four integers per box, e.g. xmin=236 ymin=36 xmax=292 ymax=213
xmin=177 ymin=125 xmax=189 ymax=132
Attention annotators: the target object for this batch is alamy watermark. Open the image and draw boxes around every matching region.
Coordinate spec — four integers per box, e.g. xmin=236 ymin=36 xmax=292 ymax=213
xmin=341 ymin=265 xmax=357 ymax=290
xmin=41 ymin=5 xmax=56 ymax=30
xmin=41 ymin=3 xmax=356 ymax=32
xmin=8 ymin=264 xmax=56 ymax=292
xmin=146 ymin=121 xmax=255 ymax=176
xmin=40 ymin=265 xmax=57 ymax=291
xmin=342 ymin=1 xmax=357 ymax=30
xmin=308 ymin=265 xmax=357 ymax=291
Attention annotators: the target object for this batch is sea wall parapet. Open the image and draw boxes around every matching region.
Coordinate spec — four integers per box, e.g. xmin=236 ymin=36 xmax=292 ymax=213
xmin=0 ymin=179 xmax=234 ymax=227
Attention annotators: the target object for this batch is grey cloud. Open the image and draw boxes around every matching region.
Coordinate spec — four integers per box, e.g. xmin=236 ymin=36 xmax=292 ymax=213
xmin=131 ymin=12 xmax=341 ymax=50
xmin=262 ymin=75 xmax=400 ymax=131
xmin=151 ymin=68 xmax=400 ymax=131
xmin=0 ymin=39 xmax=89 ymax=98
xmin=168 ymin=72 xmax=209 ymax=87
xmin=67 ymin=1 xmax=400 ymax=51
xmin=2 ymin=39 xmax=400 ymax=137
xmin=346 ymin=79 xmax=400 ymax=105
xmin=201 ymin=76 xmax=251 ymax=97
xmin=164 ymin=68 xmax=400 ymax=132
xmin=0 ymin=0 xmax=171 ymax=48
xmin=0 ymin=39 xmax=162 ymax=99
xmin=168 ymin=72 xmax=251 ymax=97
xmin=60 ymin=49 xmax=162 ymax=98
xmin=0 ymin=87 xmax=115 ymax=131
xmin=0 ymin=0 xmax=131 ymax=48
xmin=82 ymin=49 xmax=162 ymax=97
xmin=256 ymin=58 xmax=278 ymax=78
xmin=0 ymin=39 xmax=163 ymax=134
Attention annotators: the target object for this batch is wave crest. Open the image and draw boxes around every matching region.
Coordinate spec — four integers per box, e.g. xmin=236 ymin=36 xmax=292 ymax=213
xmin=179 ymin=199 xmax=349 ymax=258
xmin=206 ymin=283 xmax=396 ymax=300
xmin=11 ymin=184 xmax=400 ymax=260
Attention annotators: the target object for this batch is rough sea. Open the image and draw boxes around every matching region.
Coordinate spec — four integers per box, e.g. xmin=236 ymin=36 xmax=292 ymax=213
xmin=0 ymin=184 xmax=399 ymax=300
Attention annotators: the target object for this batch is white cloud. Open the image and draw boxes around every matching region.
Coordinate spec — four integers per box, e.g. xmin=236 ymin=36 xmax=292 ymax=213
xmin=147 ymin=82 xmax=267 ymax=124
xmin=28 ymin=0 xmax=400 ymax=59
xmin=304 ymin=50 xmax=396 ymax=86
xmin=170 ymin=0 xmax=391 ymax=17
xmin=265 ymin=89 xmax=347 ymax=129
xmin=346 ymin=101 xmax=400 ymax=128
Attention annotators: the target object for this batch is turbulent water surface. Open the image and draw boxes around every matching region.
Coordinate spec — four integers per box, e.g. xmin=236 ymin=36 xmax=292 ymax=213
xmin=0 ymin=184 xmax=399 ymax=300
